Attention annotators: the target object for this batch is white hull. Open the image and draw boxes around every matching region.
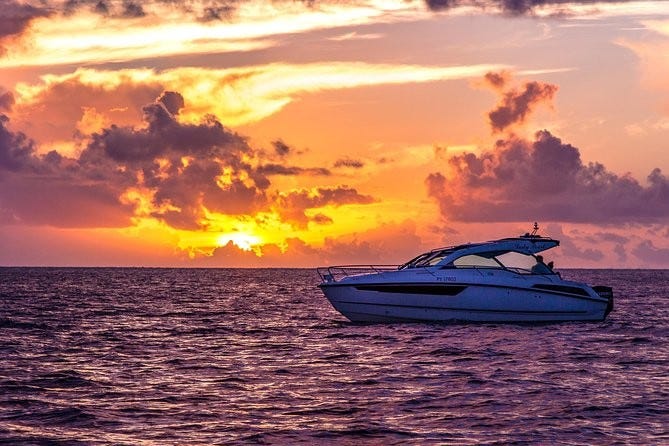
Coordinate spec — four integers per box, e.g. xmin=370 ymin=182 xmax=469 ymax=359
xmin=317 ymin=233 xmax=613 ymax=324
xmin=321 ymin=282 xmax=610 ymax=323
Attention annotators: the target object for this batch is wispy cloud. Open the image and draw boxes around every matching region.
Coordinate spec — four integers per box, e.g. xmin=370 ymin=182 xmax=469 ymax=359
xmin=616 ymin=19 xmax=669 ymax=96
xmin=14 ymin=62 xmax=511 ymax=127
xmin=6 ymin=1 xmax=665 ymax=68
xmin=1 ymin=1 xmax=424 ymax=67
xmin=328 ymin=31 xmax=384 ymax=41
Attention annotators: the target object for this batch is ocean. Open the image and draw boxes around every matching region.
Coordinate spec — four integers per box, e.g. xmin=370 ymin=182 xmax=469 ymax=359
xmin=0 ymin=268 xmax=667 ymax=445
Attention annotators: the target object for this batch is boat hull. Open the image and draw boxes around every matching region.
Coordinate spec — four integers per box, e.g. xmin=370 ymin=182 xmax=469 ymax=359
xmin=320 ymin=282 xmax=611 ymax=323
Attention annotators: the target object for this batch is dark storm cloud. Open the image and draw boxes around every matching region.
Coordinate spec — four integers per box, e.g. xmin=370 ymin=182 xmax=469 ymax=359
xmin=488 ymin=80 xmax=558 ymax=132
xmin=426 ymin=130 xmax=669 ymax=223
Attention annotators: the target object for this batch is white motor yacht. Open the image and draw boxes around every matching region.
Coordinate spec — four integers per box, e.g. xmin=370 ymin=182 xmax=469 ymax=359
xmin=317 ymin=229 xmax=613 ymax=323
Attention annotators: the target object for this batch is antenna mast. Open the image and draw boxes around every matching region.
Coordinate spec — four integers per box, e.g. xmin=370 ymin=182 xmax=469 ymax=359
xmin=531 ymin=222 xmax=539 ymax=236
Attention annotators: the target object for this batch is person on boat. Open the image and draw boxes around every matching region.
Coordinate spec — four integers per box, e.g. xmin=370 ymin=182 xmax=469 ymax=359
xmin=531 ymin=255 xmax=553 ymax=274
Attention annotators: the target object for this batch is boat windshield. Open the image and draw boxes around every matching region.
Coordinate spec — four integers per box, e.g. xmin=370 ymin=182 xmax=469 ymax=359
xmin=398 ymin=248 xmax=457 ymax=269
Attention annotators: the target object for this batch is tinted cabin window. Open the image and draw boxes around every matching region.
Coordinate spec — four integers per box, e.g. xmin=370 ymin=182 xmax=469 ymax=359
xmin=453 ymin=255 xmax=500 ymax=268
xmin=496 ymin=251 xmax=536 ymax=271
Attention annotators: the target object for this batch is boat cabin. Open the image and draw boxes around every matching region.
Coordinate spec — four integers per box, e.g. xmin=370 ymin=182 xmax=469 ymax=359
xmin=399 ymin=236 xmax=559 ymax=275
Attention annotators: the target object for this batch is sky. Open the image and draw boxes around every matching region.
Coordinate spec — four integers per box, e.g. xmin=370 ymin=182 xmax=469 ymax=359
xmin=1 ymin=0 xmax=669 ymax=267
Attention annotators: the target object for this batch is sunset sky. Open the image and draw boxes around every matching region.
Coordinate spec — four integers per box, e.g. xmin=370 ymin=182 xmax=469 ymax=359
xmin=2 ymin=0 xmax=669 ymax=267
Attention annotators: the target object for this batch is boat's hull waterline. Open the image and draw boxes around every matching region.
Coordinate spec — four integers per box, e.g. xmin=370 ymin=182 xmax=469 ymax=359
xmin=317 ymin=233 xmax=614 ymax=323
xmin=319 ymin=281 xmax=613 ymax=323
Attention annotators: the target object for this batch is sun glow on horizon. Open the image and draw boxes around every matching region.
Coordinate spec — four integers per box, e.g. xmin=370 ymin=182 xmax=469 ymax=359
xmin=216 ymin=232 xmax=263 ymax=252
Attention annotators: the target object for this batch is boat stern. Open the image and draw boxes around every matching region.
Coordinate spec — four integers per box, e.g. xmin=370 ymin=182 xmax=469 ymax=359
xmin=593 ymin=285 xmax=614 ymax=319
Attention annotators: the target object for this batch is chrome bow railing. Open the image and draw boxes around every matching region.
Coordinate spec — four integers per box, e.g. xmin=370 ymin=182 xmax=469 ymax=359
xmin=316 ymin=265 xmax=398 ymax=283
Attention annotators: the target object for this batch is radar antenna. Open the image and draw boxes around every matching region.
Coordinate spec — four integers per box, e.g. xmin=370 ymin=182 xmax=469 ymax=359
xmin=531 ymin=222 xmax=539 ymax=236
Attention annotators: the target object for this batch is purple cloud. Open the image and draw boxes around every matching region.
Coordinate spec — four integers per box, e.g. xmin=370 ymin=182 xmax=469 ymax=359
xmin=488 ymin=80 xmax=558 ymax=132
xmin=544 ymin=223 xmax=604 ymax=261
xmin=0 ymin=115 xmax=38 ymax=172
xmin=632 ymin=240 xmax=669 ymax=265
xmin=426 ymin=130 xmax=669 ymax=223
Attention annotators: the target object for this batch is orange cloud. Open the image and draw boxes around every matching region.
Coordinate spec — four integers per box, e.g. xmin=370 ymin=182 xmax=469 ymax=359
xmin=274 ymin=186 xmax=376 ymax=228
xmin=1 ymin=90 xmax=383 ymax=265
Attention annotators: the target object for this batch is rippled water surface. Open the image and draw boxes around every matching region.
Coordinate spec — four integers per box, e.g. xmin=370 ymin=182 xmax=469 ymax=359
xmin=1 ymin=268 xmax=667 ymax=444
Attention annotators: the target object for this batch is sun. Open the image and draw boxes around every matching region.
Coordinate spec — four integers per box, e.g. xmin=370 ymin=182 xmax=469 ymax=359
xmin=216 ymin=232 xmax=262 ymax=251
